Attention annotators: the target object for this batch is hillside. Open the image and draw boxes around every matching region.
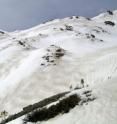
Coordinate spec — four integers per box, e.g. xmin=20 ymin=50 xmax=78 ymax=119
xmin=0 ymin=10 xmax=117 ymax=124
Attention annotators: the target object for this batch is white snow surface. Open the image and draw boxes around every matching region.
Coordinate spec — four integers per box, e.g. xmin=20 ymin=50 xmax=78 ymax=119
xmin=0 ymin=10 xmax=117 ymax=124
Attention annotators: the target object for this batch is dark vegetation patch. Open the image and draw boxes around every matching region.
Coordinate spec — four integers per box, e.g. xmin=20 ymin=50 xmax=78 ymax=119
xmin=0 ymin=91 xmax=69 ymax=124
xmin=23 ymin=94 xmax=80 ymax=123
xmin=0 ymin=89 xmax=96 ymax=124
xmin=104 ymin=21 xmax=115 ymax=26
xmin=23 ymin=89 xmax=96 ymax=124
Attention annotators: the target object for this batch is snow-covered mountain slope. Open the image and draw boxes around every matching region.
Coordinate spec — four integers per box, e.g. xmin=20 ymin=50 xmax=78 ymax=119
xmin=0 ymin=10 xmax=117 ymax=124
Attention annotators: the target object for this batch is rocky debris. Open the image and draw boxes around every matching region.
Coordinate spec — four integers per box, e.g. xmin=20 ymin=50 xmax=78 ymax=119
xmin=41 ymin=55 xmax=55 ymax=67
xmin=75 ymin=32 xmax=81 ymax=37
xmin=59 ymin=24 xmax=73 ymax=31
xmin=69 ymin=16 xmax=73 ymax=19
xmin=86 ymin=17 xmax=91 ymax=21
xmin=17 ymin=40 xmax=29 ymax=49
xmin=100 ymin=39 xmax=104 ymax=42
xmin=81 ymin=78 xmax=84 ymax=86
xmin=40 ymin=45 xmax=65 ymax=67
xmin=86 ymin=33 xmax=104 ymax=42
xmin=60 ymin=28 xmax=64 ymax=31
xmin=86 ymin=33 xmax=92 ymax=39
xmin=17 ymin=39 xmax=36 ymax=50
xmin=93 ymin=26 xmax=109 ymax=34
xmin=55 ymin=48 xmax=65 ymax=58
xmin=0 ymin=31 xmax=8 ymax=37
xmin=107 ymin=10 xmax=113 ymax=15
xmin=75 ymin=16 xmax=79 ymax=19
xmin=12 ymin=37 xmax=16 ymax=40
xmin=90 ymin=34 xmax=95 ymax=38
xmin=70 ymin=78 xmax=89 ymax=91
xmin=104 ymin=21 xmax=115 ymax=26
xmin=92 ymin=29 xmax=100 ymax=33
xmin=18 ymin=41 xmax=25 ymax=47
xmin=79 ymin=90 xmax=96 ymax=105
xmin=38 ymin=33 xmax=48 ymax=38
xmin=65 ymin=25 xmax=73 ymax=31
xmin=86 ymin=33 xmax=95 ymax=41
xmin=0 ymin=31 xmax=5 ymax=35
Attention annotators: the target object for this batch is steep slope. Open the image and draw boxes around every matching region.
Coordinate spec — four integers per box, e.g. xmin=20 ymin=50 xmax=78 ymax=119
xmin=0 ymin=10 xmax=117 ymax=124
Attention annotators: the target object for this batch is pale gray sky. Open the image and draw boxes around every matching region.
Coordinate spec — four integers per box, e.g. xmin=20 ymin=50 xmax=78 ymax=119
xmin=0 ymin=0 xmax=117 ymax=31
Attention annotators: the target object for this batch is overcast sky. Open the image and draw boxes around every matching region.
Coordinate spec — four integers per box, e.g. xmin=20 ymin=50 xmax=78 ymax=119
xmin=0 ymin=0 xmax=117 ymax=31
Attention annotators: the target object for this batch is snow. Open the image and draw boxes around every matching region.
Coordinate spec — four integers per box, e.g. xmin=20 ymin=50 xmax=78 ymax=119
xmin=0 ymin=10 xmax=117 ymax=124
xmin=39 ymin=76 xmax=117 ymax=124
